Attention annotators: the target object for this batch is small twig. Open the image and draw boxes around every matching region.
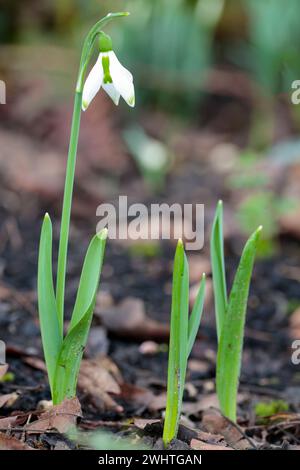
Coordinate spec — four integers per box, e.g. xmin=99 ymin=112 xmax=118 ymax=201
xmin=21 ymin=414 xmax=32 ymax=442
xmin=279 ymin=428 xmax=300 ymax=445
xmin=210 ymin=407 xmax=258 ymax=450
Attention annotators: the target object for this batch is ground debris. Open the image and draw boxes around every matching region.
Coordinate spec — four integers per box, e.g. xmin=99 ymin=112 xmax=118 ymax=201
xmin=0 ymin=431 xmax=35 ymax=450
xmin=25 ymin=397 xmax=82 ymax=434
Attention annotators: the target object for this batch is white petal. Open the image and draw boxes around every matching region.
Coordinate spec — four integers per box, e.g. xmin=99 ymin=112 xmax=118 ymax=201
xmin=108 ymin=51 xmax=133 ymax=81
xmin=102 ymin=83 xmax=120 ymax=106
xmin=108 ymin=51 xmax=135 ymax=107
xmin=82 ymin=55 xmax=103 ymax=111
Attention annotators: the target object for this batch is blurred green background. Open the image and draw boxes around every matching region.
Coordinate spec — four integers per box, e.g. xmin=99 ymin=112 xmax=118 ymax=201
xmin=1 ymin=0 xmax=300 ymax=257
xmin=2 ymin=0 xmax=300 ymax=110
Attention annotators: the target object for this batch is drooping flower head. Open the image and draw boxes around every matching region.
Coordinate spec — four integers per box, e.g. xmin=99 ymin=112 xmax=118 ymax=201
xmin=82 ymin=32 xmax=135 ymax=111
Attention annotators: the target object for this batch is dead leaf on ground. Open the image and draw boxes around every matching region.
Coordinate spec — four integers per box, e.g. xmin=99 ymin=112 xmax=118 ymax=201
xmin=0 ymin=282 xmax=36 ymax=316
xmin=147 ymin=392 xmax=167 ymax=412
xmin=0 ymin=129 xmax=65 ymax=200
xmin=202 ymin=409 xmax=253 ymax=450
xmin=26 ymin=397 xmax=82 ymax=434
xmin=0 ymin=410 xmax=31 ymax=431
xmin=133 ymin=418 xmax=161 ymax=430
xmin=0 ymin=415 xmax=19 ymax=429
xmin=182 ymin=393 xmax=219 ymax=416
xmin=78 ymin=357 xmax=123 ymax=413
xmin=22 ymin=356 xmax=47 ymax=371
xmin=0 ymin=392 xmax=19 ymax=408
xmin=196 ymin=429 xmax=224 ymax=444
xmin=120 ymin=382 xmax=157 ymax=411
xmin=183 ymin=393 xmax=246 ymax=418
xmin=97 ymin=297 xmax=170 ymax=341
xmin=0 ymin=432 xmax=34 ymax=450
xmin=191 ymin=438 xmax=232 ymax=450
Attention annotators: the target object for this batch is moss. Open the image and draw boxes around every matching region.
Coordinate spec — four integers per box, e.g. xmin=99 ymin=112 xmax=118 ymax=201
xmin=255 ymin=400 xmax=289 ymax=419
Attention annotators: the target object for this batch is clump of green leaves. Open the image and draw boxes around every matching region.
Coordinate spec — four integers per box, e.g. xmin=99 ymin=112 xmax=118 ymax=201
xmin=38 ymin=216 xmax=107 ymax=403
xmin=163 ymin=200 xmax=261 ymax=443
xmin=163 ymin=239 xmax=206 ymax=447
xmin=211 ymin=201 xmax=262 ymax=422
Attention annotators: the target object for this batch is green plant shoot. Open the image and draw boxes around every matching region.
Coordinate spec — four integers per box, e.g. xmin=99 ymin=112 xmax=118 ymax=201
xmin=211 ymin=200 xmax=262 ymax=422
xmin=38 ymin=12 xmax=134 ymax=404
xmin=210 ymin=200 xmax=227 ymax=341
xmin=163 ymin=239 xmax=206 ymax=447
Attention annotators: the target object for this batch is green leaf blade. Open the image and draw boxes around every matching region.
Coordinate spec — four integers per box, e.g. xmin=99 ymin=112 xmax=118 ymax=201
xmin=53 ymin=229 xmax=107 ymax=404
xmin=52 ymin=302 xmax=94 ymax=405
xmin=187 ymin=273 xmax=206 ymax=357
xmin=69 ymin=229 xmax=107 ymax=330
xmin=216 ymin=226 xmax=262 ymax=422
xmin=163 ymin=240 xmax=189 ymax=447
xmin=211 ymin=200 xmax=228 ymax=341
xmin=37 ymin=213 xmax=62 ymax=394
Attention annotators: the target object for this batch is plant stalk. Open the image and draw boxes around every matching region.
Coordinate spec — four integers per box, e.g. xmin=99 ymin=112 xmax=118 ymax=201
xmin=56 ymin=91 xmax=82 ymax=335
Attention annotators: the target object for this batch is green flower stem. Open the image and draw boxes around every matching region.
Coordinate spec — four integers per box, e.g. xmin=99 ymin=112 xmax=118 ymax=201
xmin=55 ymin=11 xmax=130 ymax=335
xmin=56 ymin=91 xmax=82 ymax=335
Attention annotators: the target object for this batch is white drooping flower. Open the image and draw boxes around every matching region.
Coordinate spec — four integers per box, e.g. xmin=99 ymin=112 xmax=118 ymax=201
xmin=82 ymin=32 xmax=135 ymax=111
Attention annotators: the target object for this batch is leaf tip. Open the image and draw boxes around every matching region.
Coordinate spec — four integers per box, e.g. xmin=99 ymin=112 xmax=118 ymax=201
xmin=108 ymin=11 xmax=130 ymax=17
xmin=97 ymin=227 xmax=108 ymax=240
xmin=177 ymin=238 xmax=184 ymax=248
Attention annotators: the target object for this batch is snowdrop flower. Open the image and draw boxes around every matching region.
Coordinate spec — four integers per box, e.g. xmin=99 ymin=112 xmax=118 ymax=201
xmin=82 ymin=32 xmax=135 ymax=111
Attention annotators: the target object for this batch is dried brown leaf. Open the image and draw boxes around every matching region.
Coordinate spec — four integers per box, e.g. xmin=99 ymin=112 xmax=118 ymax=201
xmin=0 ymin=416 xmax=19 ymax=429
xmin=0 ymin=392 xmax=19 ymax=408
xmin=202 ymin=410 xmax=253 ymax=450
xmin=78 ymin=357 xmax=123 ymax=413
xmin=133 ymin=418 xmax=161 ymax=430
xmin=98 ymin=297 xmax=169 ymax=341
xmin=26 ymin=397 xmax=82 ymax=434
xmin=0 ymin=432 xmax=34 ymax=450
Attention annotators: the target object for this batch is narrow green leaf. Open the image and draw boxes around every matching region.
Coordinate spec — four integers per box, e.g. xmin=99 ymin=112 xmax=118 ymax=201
xmin=216 ymin=226 xmax=262 ymax=422
xmin=187 ymin=273 xmax=206 ymax=357
xmin=163 ymin=240 xmax=189 ymax=447
xmin=52 ymin=302 xmax=95 ymax=404
xmin=211 ymin=200 xmax=228 ymax=341
xmin=37 ymin=213 xmax=62 ymax=395
xmin=179 ymin=252 xmax=189 ymax=396
xmin=69 ymin=229 xmax=108 ymax=330
xmin=53 ymin=229 xmax=107 ymax=404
